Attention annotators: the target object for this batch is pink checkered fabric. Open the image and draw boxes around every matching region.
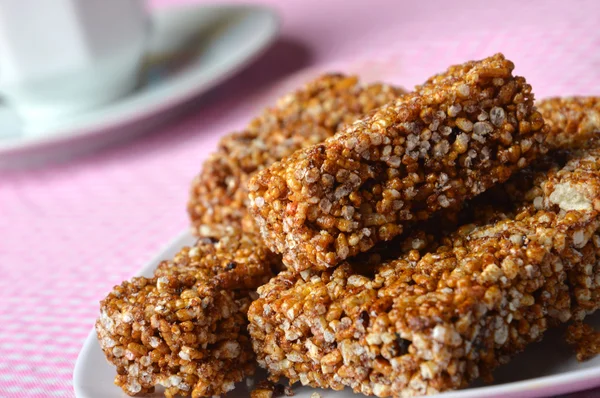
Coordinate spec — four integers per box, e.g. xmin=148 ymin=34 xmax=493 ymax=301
xmin=2 ymin=0 xmax=600 ymax=396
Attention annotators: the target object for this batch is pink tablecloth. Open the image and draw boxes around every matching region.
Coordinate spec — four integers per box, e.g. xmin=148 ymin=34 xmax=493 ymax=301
xmin=2 ymin=0 xmax=600 ymax=396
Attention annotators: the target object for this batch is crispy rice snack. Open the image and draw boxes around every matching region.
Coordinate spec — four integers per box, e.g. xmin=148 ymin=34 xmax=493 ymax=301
xmin=97 ymin=75 xmax=405 ymax=397
xmin=566 ymin=322 xmax=600 ymax=362
xmin=188 ymin=74 xmax=405 ymax=237
xmin=248 ymin=147 xmax=600 ymax=397
xmin=249 ymin=53 xmax=548 ymax=272
xmin=538 ymin=96 xmax=600 ymax=150
xmin=96 ymin=231 xmax=280 ymax=397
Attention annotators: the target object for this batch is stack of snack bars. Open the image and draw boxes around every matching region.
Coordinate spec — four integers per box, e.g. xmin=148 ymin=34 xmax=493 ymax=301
xmin=96 ymin=54 xmax=600 ymax=397
xmin=97 ymin=74 xmax=405 ymax=397
xmin=248 ymin=147 xmax=600 ymax=395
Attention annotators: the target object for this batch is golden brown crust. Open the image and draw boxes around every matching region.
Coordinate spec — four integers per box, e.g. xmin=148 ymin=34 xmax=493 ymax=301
xmin=96 ymin=231 xmax=279 ymax=397
xmin=188 ymin=74 xmax=405 ymax=237
xmin=248 ymin=147 xmax=600 ymax=397
xmin=566 ymin=322 xmax=600 ymax=362
xmin=249 ymin=380 xmax=293 ymax=398
xmin=98 ymin=69 xmax=600 ymax=398
xmin=98 ymin=75 xmax=404 ymax=397
xmin=538 ymin=96 xmax=600 ymax=150
xmin=249 ymin=53 xmax=549 ymax=272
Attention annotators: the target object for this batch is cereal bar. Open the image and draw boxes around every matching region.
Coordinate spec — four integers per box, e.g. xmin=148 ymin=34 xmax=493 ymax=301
xmin=248 ymin=147 xmax=600 ymax=397
xmin=538 ymin=96 xmax=600 ymax=150
xmin=97 ymin=75 xmax=405 ymax=397
xmin=96 ymin=231 xmax=279 ymax=397
xmin=249 ymin=53 xmax=548 ymax=272
xmin=566 ymin=322 xmax=600 ymax=362
xmin=188 ymin=74 xmax=405 ymax=237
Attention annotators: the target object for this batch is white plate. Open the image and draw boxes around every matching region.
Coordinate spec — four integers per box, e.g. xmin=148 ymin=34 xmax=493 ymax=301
xmin=74 ymin=230 xmax=600 ymax=398
xmin=0 ymin=3 xmax=278 ymax=168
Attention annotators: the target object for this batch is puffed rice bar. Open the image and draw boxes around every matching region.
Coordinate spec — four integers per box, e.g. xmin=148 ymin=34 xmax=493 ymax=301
xmin=96 ymin=231 xmax=279 ymax=397
xmin=97 ymin=75 xmax=405 ymax=397
xmin=537 ymin=96 xmax=600 ymax=150
xmin=248 ymin=146 xmax=600 ymax=397
xmin=566 ymin=322 xmax=600 ymax=362
xmin=249 ymin=53 xmax=548 ymax=272
xmin=188 ymin=74 xmax=405 ymax=237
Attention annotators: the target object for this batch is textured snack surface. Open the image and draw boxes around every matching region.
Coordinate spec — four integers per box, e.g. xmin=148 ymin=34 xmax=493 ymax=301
xmin=96 ymin=231 xmax=279 ymax=397
xmin=249 ymin=147 xmax=600 ymax=397
xmin=249 ymin=53 xmax=548 ymax=272
xmin=98 ymin=75 xmax=405 ymax=397
xmin=566 ymin=322 xmax=600 ymax=362
xmin=188 ymin=74 xmax=405 ymax=237
xmin=538 ymin=96 xmax=600 ymax=150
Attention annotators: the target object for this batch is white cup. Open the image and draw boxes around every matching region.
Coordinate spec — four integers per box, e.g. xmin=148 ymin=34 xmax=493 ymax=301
xmin=0 ymin=0 xmax=148 ymax=126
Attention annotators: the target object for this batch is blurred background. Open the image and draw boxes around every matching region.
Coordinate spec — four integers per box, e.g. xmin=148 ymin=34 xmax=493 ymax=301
xmin=1 ymin=0 xmax=600 ymax=396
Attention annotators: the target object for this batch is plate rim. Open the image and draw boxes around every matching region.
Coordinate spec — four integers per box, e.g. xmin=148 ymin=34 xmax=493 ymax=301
xmin=0 ymin=3 xmax=279 ymax=155
xmin=74 ymin=229 xmax=600 ymax=398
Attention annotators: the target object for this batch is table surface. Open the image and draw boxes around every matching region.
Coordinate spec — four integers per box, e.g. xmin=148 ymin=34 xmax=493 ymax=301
xmin=2 ymin=0 xmax=600 ymax=396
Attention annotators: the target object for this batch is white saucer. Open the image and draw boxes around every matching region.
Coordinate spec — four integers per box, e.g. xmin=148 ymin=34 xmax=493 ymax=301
xmin=0 ymin=4 xmax=278 ymax=169
xmin=74 ymin=230 xmax=600 ymax=398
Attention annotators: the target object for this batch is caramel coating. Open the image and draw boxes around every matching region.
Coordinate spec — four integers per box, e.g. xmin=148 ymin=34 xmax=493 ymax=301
xmin=249 ymin=53 xmax=549 ymax=272
xmin=188 ymin=74 xmax=405 ymax=237
xmin=250 ymin=380 xmax=293 ymax=398
xmin=538 ymin=96 xmax=600 ymax=150
xmin=566 ymin=322 xmax=600 ymax=362
xmin=97 ymin=67 xmax=600 ymax=397
xmin=98 ymin=75 xmax=405 ymax=397
xmin=248 ymin=147 xmax=600 ymax=397
xmin=96 ymin=232 xmax=279 ymax=397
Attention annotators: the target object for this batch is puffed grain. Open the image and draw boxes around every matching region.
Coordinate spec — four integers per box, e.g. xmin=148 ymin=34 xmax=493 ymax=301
xmin=96 ymin=231 xmax=279 ymax=397
xmin=188 ymin=74 xmax=405 ymax=237
xmin=249 ymin=53 xmax=548 ymax=272
xmin=248 ymin=147 xmax=600 ymax=397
